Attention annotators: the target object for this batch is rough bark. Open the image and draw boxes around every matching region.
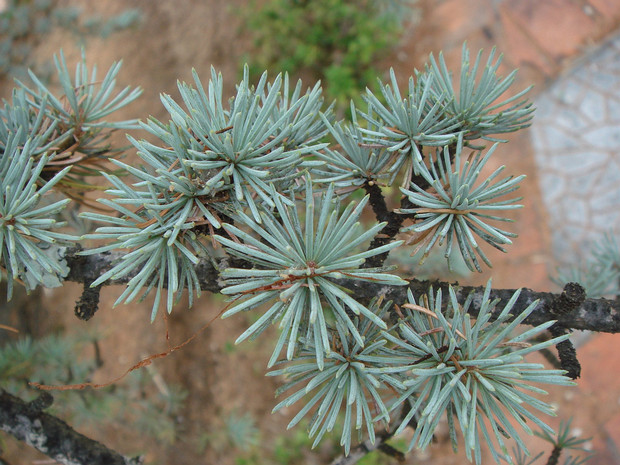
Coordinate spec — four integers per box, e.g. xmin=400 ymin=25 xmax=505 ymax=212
xmin=0 ymin=390 xmax=142 ymax=465
xmin=361 ymin=182 xmax=405 ymax=269
xmin=63 ymin=246 xmax=223 ymax=293
xmin=61 ymin=248 xmax=620 ymax=333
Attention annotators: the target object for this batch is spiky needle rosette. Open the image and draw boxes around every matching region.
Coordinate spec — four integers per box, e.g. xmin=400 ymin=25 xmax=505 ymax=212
xmin=399 ymin=134 xmax=525 ymax=272
xmin=19 ymin=50 xmax=142 ymax=132
xmin=215 ymin=180 xmax=407 ymax=368
xmin=0 ymin=131 xmax=75 ymax=299
xmin=16 ymin=50 xmax=142 ymax=188
xmin=351 ymin=45 xmax=533 ymax=189
xmin=0 ymin=89 xmax=60 ymax=156
xmin=79 ymin=167 xmax=214 ymax=320
xmin=425 ymin=43 xmax=534 ymax=143
xmin=136 ymin=66 xmax=328 ymax=224
xmin=384 ymin=282 xmax=574 ymax=463
xmin=268 ymin=299 xmax=398 ymax=455
xmin=358 ymin=68 xmax=459 ymax=180
xmin=312 ymin=102 xmax=395 ymax=189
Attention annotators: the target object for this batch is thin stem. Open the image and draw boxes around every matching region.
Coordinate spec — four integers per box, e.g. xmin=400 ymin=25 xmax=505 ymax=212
xmin=361 ymin=181 xmax=405 ymax=269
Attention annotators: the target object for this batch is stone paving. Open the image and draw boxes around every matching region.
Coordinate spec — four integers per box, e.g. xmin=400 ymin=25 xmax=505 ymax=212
xmin=530 ymin=33 xmax=620 ymax=265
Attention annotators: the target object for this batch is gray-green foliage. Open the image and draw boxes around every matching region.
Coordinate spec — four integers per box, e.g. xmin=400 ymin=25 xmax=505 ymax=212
xmin=313 ymin=104 xmax=395 ymax=189
xmin=425 ymin=45 xmax=533 ymax=144
xmin=0 ymin=45 xmax=582 ymax=463
xmin=0 ymin=130 xmax=73 ymax=299
xmin=216 ymin=180 xmax=406 ymax=368
xmin=268 ymin=298 xmax=395 ymax=454
xmin=80 ymin=67 xmax=330 ymax=318
xmin=357 ymin=44 xmax=533 ymax=186
xmin=387 ymin=284 xmax=572 ymax=462
xmin=0 ymin=51 xmax=141 ymax=299
xmin=399 ymin=134 xmax=524 ymax=271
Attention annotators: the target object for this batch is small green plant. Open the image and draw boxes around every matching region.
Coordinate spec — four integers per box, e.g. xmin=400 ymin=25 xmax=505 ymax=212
xmin=224 ymin=411 xmax=260 ymax=451
xmin=243 ymin=0 xmax=414 ymax=111
xmin=196 ymin=410 xmax=260 ymax=459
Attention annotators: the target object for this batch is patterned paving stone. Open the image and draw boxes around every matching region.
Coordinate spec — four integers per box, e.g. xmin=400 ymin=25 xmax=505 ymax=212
xmin=530 ymin=33 xmax=620 ymax=265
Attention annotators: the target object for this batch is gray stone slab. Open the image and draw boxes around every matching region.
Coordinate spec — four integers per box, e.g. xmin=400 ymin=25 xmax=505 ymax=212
xmin=530 ymin=33 xmax=620 ymax=265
